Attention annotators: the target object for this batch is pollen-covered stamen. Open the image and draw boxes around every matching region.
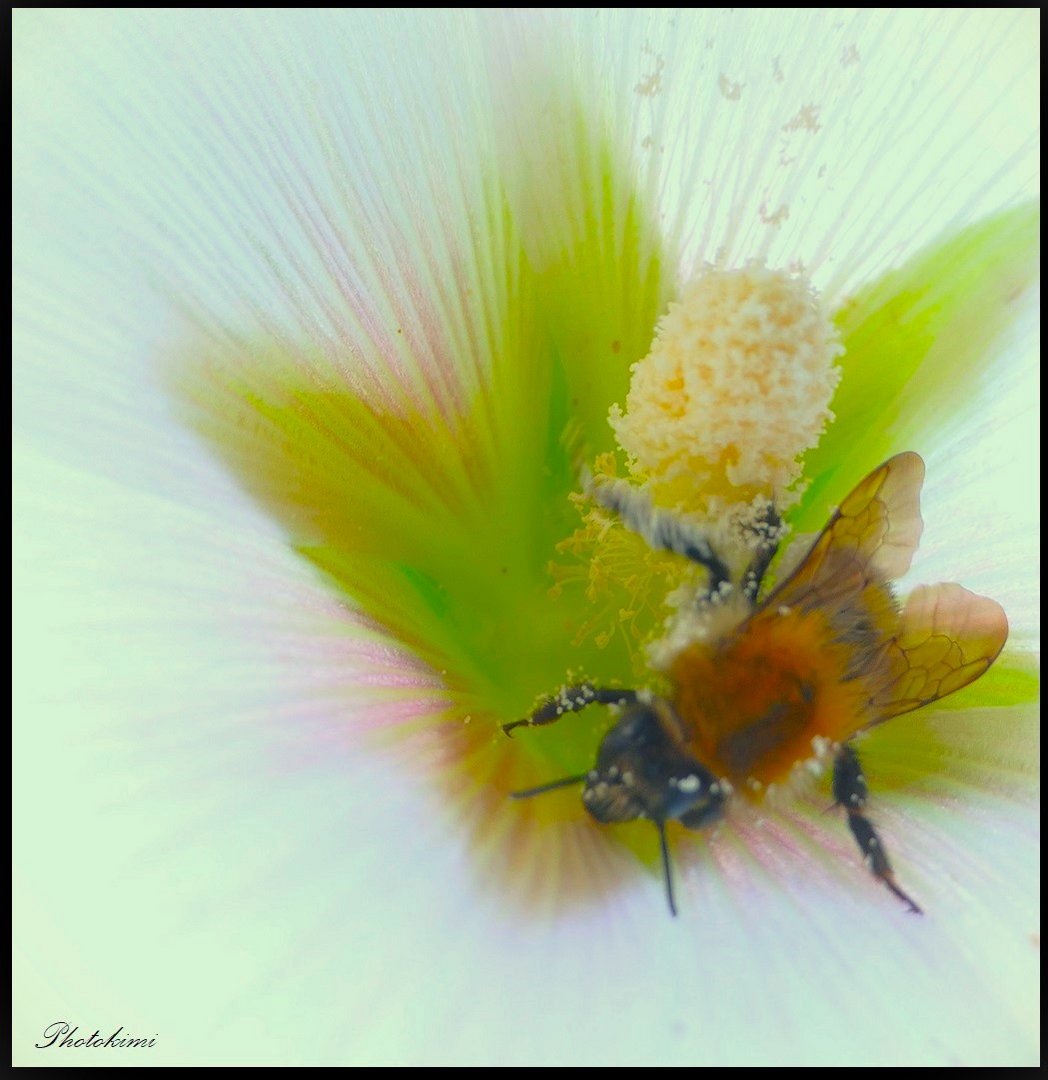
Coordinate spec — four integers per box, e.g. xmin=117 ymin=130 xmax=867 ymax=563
xmin=610 ymin=264 xmax=843 ymax=523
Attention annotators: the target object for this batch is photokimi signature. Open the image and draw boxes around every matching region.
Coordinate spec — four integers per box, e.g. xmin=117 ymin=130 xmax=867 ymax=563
xmin=35 ymin=1022 xmax=157 ymax=1050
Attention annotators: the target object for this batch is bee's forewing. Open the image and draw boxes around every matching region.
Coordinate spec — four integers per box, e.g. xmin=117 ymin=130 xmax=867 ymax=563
xmin=760 ymin=451 xmax=925 ymax=613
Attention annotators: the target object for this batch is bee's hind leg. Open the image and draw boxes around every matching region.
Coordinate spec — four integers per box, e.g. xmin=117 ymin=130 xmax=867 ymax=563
xmin=832 ymin=744 xmax=923 ymax=914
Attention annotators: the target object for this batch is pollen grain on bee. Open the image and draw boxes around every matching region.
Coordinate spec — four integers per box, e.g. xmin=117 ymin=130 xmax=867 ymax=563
xmin=810 ymin=735 xmax=833 ymax=758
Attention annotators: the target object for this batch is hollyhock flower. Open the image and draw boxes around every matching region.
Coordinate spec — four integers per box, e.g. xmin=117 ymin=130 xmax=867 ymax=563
xmin=13 ymin=9 xmax=1037 ymax=1067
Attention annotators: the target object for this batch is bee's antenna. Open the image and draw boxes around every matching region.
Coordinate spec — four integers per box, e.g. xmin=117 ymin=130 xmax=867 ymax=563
xmin=656 ymin=820 xmax=678 ymax=918
xmin=510 ymin=774 xmax=588 ymax=800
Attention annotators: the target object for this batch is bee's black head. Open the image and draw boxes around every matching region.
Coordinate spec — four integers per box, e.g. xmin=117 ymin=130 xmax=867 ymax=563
xmin=582 ymin=701 xmax=725 ymax=829
xmin=506 ymin=692 xmax=728 ymax=917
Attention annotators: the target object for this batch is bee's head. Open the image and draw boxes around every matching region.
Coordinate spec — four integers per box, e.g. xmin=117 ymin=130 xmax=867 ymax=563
xmin=582 ymin=702 xmax=725 ymax=829
xmin=507 ymin=694 xmax=728 ymax=917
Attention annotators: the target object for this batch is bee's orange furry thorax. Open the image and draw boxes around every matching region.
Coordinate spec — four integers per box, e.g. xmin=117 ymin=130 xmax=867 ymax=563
xmin=669 ymin=605 xmax=875 ymax=790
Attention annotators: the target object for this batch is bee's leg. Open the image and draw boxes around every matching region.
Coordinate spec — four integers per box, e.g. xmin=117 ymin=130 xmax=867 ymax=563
xmin=588 ymin=479 xmax=731 ymax=598
xmin=832 ymin=744 xmax=923 ymax=914
xmin=741 ymin=505 xmax=782 ymax=603
xmin=502 ymin=685 xmax=640 ymax=735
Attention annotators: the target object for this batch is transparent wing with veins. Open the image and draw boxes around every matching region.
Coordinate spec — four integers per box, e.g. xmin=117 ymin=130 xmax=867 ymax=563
xmin=755 ymin=451 xmax=1007 ymax=721
xmin=760 ymin=450 xmax=925 ymax=616
xmin=867 ymin=582 xmax=1008 ymax=722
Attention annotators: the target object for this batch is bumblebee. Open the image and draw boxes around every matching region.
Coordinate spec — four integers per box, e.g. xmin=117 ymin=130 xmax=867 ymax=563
xmin=505 ymin=453 xmax=1008 ymax=915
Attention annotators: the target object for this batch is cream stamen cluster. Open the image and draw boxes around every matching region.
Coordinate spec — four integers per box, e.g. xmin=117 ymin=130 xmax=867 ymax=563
xmin=610 ymin=265 xmax=842 ymax=521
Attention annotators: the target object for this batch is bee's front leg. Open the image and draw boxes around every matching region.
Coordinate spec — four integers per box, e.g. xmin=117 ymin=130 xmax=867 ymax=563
xmin=502 ymin=685 xmax=640 ymax=735
xmin=832 ymin=744 xmax=923 ymax=914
